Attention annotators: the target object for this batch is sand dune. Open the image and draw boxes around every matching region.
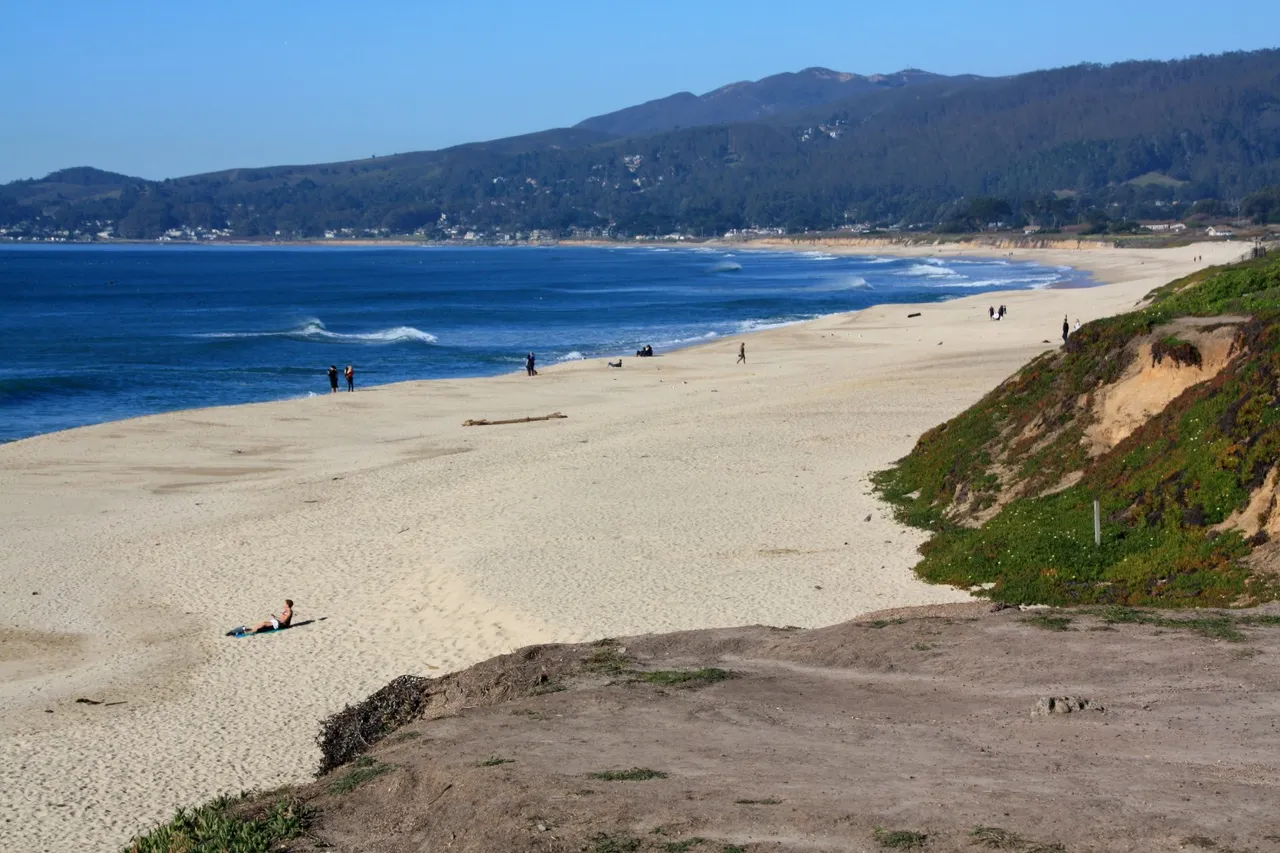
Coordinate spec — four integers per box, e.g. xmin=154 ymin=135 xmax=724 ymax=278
xmin=0 ymin=240 xmax=1245 ymax=851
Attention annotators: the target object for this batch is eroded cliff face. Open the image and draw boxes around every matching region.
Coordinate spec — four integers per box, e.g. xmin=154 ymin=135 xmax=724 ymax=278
xmin=933 ymin=322 xmax=1246 ymax=530
xmin=875 ymin=264 xmax=1280 ymax=606
xmin=1082 ymin=323 xmax=1240 ymax=456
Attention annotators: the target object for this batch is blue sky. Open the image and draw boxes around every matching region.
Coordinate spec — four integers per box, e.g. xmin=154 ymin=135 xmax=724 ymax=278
xmin=1 ymin=0 xmax=1275 ymax=183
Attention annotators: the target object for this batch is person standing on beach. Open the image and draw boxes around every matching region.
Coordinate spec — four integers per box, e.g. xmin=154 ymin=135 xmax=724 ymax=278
xmin=737 ymin=342 xmax=746 ymax=364
xmin=989 ymin=306 xmax=995 ymax=320
xmin=1062 ymin=316 xmax=1070 ymax=344
xmin=328 ymin=365 xmax=339 ymax=393
xmin=525 ymin=352 xmax=537 ymax=376
xmin=344 ymin=364 xmax=354 ymax=391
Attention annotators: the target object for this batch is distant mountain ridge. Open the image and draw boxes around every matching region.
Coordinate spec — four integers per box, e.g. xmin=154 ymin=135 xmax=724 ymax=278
xmin=575 ymin=66 xmax=966 ymax=137
xmin=3 ymin=50 xmax=1280 ymax=239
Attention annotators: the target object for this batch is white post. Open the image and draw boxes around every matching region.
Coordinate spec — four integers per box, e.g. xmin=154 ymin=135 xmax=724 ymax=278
xmin=1094 ymin=500 xmax=1101 ymax=547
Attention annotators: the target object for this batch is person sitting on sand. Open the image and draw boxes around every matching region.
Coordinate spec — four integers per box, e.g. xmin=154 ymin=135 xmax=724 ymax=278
xmin=229 ymin=599 xmax=293 ymax=635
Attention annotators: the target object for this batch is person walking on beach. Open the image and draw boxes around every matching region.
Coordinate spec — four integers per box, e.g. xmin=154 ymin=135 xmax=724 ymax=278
xmin=344 ymin=364 xmax=354 ymax=392
xmin=989 ymin=305 xmax=995 ymax=320
xmin=525 ymin=352 xmax=537 ymax=376
xmin=999 ymin=304 xmax=1007 ymax=320
xmin=327 ymin=365 xmax=339 ymax=393
xmin=1062 ymin=316 xmax=1070 ymax=344
xmin=737 ymin=342 xmax=746 ymax=364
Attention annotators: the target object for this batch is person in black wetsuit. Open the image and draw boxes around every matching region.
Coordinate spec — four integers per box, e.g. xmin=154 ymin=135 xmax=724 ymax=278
xmin=327 ymin=365 xmax=339 ymax=393
xmin=1062 ymin=316 xmax=1069 ymax=344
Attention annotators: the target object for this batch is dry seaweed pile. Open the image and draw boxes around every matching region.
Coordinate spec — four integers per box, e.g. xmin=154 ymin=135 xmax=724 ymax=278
xmin=316 ymin=643 xmax=594 ymax=773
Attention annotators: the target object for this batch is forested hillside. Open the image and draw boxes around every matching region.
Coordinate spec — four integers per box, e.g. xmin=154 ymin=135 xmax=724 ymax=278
xmin=3 ymin=50 xmax=1279 ymax=240
xmin=574 ymin=66 xmax=961 ymax=137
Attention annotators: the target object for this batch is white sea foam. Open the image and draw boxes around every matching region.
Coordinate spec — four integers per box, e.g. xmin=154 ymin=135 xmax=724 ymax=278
xmin=201 ymin=318 xmax=438 ymax=345
xmin=712 ymin=260 xmax=743 ymax=272
xmin=556 ymin=351 xmax=586 ymax=361
xmin=924 ymin=274 xmax=1062 ymax=289
xmin=899 ymin=262 xmax=960 ymax=279
xmin=737 ymin=317 xmax=810 ymax=334
xmin=808 ymin=276 xmax=872 ymax=292
xmin=800 ymin=251 xmax=839 ymax=261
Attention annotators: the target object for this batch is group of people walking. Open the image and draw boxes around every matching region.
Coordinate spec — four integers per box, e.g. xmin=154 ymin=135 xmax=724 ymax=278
xmin=327 ymin=364 xmax=355 ymax=392
xmin=988 ymin=304 xmax=1008 ymax=320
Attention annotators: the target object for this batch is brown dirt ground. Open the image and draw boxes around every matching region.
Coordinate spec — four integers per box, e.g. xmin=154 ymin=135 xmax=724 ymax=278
xmin=270 ymin=603 xmax=1280 ymax=853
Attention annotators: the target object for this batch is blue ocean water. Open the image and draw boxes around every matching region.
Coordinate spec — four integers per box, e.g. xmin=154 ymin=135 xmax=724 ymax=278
xmin=0 ymin=245 xmax=1086 ymax=442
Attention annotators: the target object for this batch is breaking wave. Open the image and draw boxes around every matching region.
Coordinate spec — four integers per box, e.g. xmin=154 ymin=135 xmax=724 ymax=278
xmin=201 ymin=318 xmax=438 ymax=345
xmin=898 ymin=262 xmax=961 ymax=279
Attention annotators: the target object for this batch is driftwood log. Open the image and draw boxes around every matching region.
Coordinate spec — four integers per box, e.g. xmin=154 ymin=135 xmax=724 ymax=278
xmin=462 ymin=412 xmax=568 ymax=427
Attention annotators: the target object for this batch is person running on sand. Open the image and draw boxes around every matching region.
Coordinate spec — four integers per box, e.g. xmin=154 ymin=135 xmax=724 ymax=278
xmin=229 ymin=599 xmax=293 ymax=635
xmin=328 ymin=365 xmax=339 ymax=393
xmin=344 ymin=364 xmax=354 ymax=391
xmin=737 ymin=342 xmax=746 ymax=364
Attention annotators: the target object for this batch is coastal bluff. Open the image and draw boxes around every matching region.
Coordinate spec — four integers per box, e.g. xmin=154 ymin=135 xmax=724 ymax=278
xmin=128 ymin=603 xmax=1280 ymax=852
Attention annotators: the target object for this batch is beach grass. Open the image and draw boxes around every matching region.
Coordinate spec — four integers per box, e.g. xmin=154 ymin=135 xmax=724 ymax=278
xmin=475 ymin=756 xmax=514 ymax=767
xmin=588 ymin=767 xmax=668 ymax=781
xmin=123 ymin=794 xmax=307 ymax=853
xmin=1021 ymin=613 xmax=1073 ymax=631
xmin=591 ymin=832 xmax=643 ymax=852
xmin=634 ymin=668 xmax=734 ymax=686
xmin=328 ymin=757 xmax=393 ymax=795
xmin=874 ymin=827 xmax=929 ymax=849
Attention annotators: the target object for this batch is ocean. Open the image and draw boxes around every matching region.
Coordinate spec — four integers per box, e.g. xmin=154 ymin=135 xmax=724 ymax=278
xmin=0 ymin=244 xmax=1085 ymax=442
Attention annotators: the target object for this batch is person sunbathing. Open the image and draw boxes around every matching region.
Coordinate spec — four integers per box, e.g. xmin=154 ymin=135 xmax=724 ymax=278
xmin=229 ymin=599 xmax=293 ymax=635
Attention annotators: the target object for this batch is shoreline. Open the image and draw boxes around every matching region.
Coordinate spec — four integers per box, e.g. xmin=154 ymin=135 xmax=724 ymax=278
xmin=0 ymin=240 xmax=1245 ymax=851
xmin=4 ymin=243 xmax=1097 ymax=446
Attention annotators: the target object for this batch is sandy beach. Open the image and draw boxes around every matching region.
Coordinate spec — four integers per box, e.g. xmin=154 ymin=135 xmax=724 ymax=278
xmin=0 ymin=240 xmax=1247 ymax=851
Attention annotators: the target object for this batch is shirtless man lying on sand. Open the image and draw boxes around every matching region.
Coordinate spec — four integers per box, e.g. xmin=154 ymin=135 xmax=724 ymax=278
xmin=228 ymin=599 xmax=293 ymax=636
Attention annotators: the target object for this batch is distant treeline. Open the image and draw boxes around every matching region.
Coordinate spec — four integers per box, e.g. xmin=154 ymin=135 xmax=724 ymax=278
xmin=3 ymin=50 xmax=1280 ymax=239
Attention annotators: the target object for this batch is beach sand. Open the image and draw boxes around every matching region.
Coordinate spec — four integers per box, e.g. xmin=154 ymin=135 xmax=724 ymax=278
xmin=0 ymin=240 xmax=1246 ymax=851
